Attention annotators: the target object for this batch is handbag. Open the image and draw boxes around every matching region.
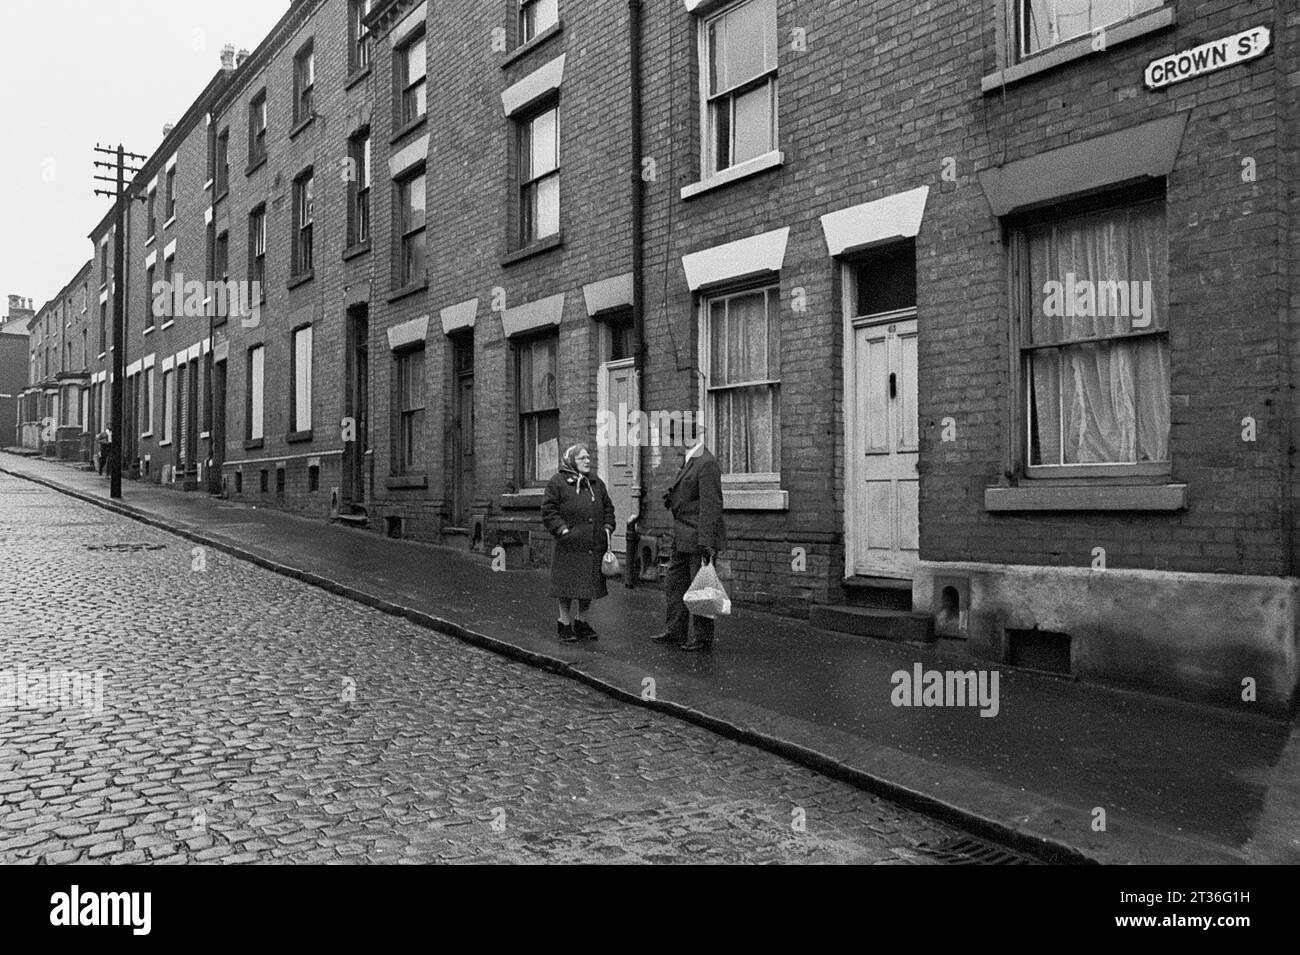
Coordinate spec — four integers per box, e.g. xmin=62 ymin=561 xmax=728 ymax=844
xmin=601 ymin=530 xmax=621 ymax=578
xmin=683 ymin=559 xmax=731 ymax=618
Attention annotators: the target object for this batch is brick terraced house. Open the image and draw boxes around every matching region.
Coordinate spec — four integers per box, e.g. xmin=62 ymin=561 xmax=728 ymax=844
xmin=30 ymin=0 xmax=1300 ymax=713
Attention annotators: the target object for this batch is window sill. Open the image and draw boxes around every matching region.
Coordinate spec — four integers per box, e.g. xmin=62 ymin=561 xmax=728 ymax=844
xmin=722 ymin=487 xmax=788 ymax=511
xmin=204 ymin=178 xmax=214 ymax=192
xmin=214 ymin=186 xmax=229 ymax=205
xmin=142 ymin=325 xmax=155 ymax=336
xmin=984 ymin=483 xmax=1187 ymax=512
xmin=501 ymin=489 xmax=544 ymax=509
xmin=342 ymin=240 xmax=371 ymax=262
xmin=386 ymin=473 xmax=428 ymax=490
xmin=288 ymin=271 xmax=315 ymax=290
xmin=681 ymin=150 xmax=784 ymax=200
xmin=289 ymin=113 xmax=316 ymax=140
xmin=159 ymin=440 xmax=172 ymax=448
xmin=345 ymin=65 xmax=372 ymax=91
xmin=286 ymin=429 xmax=313 ymax=444
xmin=199 ymin=431 xmax=210 ymax=440
xmin=144 ymin=235 xmax=155 ymax=248
xmin=980 ymin=6 xmax=1176 ymax=93
xmin=97 ymin=352 xmax=106 ymax=360
xmin=501 ymin=233 xmax=563 ymax=266
xmin=163 ymin=216 xmax=176 ymax=230
xmin=501 ymin=21 xmax=563 ymax=67
xmin=390 ymin=114 xmax=427 ymax=144
xmin=141 ymin=432 xmax=153 ymax=439
xmin=245 ymin=156 xmax=267 ymax=177
xmin=387 ymin=279 xmax=427 ymax=303
xmin=160 ymin=320 xmax=174 ymax=331
xmin=244 ymin=438 xmax=264 ymax=451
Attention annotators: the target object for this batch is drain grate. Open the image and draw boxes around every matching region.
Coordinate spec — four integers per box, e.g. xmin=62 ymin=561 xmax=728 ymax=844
xmin=914 ymin=835 xmax=1038 ymax=865
xmin=85 ymin=542 xmax=166 ymax=553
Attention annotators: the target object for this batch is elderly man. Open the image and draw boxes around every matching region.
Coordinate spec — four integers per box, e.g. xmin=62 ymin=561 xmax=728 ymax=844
xmin=649 ymin=420 xmax=726 ymax=652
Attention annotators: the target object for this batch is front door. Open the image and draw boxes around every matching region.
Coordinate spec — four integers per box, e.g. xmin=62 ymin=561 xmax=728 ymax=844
xmin=210 ymin=359 xmax=226 ymax=493
xmin=451 ymin=334 xmax=475 ymax=525
xmin=850 ymin=317 xmax=919 ymax=577
xmin=599 ymin=358 xmax=637 ymax=553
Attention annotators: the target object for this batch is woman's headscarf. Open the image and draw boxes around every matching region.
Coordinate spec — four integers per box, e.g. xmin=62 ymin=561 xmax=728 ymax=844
xmin=559 ymin=443 xmax=594 ymax=500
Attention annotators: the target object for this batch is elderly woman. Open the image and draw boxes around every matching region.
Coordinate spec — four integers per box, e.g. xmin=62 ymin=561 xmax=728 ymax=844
xmin=541 ymin=444 xmax=616 ymax=642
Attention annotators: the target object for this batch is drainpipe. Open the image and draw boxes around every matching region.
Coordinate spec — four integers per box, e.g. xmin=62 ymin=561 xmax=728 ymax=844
xmin=627 ymin=0 xmax=645 ymax=588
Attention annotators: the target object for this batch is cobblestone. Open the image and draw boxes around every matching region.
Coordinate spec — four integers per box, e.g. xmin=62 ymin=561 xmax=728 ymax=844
xmin=0 ymin=474 xmax=962 ymax=863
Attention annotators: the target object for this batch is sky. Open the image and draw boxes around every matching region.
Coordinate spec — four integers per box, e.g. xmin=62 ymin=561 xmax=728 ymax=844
xmin=0 ymin=1 xmax=289 ymax=316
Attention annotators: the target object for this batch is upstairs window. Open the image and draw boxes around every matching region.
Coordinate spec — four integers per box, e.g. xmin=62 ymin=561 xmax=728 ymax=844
xmin=215 ymin=128 xmax=230 ymax=195
xmin=519 ymin=105 xmax=559 ymax=244
xmin=1019 ymin=0 xmax=1163 ymax=57
xmin=293 ymin=170 xmax=315 ymax=277
xmin=398 ymin=31 xmax=427 ymax=127
xmin=249 ymin=90 xmax=268 ymax=165
xmin=397 ymin=168 xmax=426 ymax=286
xmin=249 ymin=204 xmax=267 ymax=295
xmin=146 ymin=189 xmax=157 ymax=240
xmin=215 ymin=230 xmax=229 ymax=281
xmin=519 ymin=0 xmax=558 ymax=44
xmin=702 ymin=0 xmax=778 ymax=175
xmin=396 ymin=346 xmax=426 ymax=473
xmin=348 ymin=130 xmax=371 ymax=246
xmin=144 ymin=264 xmax=156 ymax=330
xmin=165 ymin=167 xmax=176 ymax=221
xmin=350 ymin=0 xmax=373 ymax=73
xmin=294 ymin=41 xmax=315 ymax=124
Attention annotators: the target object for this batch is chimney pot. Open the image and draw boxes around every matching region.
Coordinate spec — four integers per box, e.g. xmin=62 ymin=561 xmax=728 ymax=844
xmin=220 ymin=43 xmax=236 ymax=70
xmin=162 ymin=122 xmax=175 ymax=137
xmin=236 ymin=48 xmax=251 ymax=67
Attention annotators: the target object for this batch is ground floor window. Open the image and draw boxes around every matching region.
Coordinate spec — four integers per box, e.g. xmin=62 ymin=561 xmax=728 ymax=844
xmin=1018 ymin=198 xmax=1169 ymax=472
xmin=516 ymin=333 xmax=558 ymax=485
xmin=701 ymin=284 xmax=781 ymax=478
xmin=395 ymin=345 xmax=425 ymax=473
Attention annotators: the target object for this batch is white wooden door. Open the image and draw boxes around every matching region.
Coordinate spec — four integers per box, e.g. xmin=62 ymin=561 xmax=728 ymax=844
xmin=851 ymin=318 xmax=918 ymax=577
xmin=599 ymin=360 xmax=637 ymax=553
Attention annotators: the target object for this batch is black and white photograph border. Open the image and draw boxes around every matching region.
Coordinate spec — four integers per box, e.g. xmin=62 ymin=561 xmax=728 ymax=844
xmin=0 ymin=0 xmax=1295 ymax=913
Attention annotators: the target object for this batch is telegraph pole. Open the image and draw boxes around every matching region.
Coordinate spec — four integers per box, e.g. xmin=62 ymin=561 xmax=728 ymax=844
xmin=94 ymin=143 xmax=145 ymax=499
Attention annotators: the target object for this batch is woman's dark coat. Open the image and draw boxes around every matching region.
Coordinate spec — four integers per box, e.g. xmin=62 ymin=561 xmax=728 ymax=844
xmin=541 ymin=470 xmax=616 ymax=600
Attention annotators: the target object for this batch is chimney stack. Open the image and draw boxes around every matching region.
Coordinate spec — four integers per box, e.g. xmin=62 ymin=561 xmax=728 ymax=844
xmin=162 ymin=122 xmax=175 ymax=137
xmin=236 ymin=48 xmax=251 ymax=68
xmin=220 ymin=43 xmax=236 ymax=71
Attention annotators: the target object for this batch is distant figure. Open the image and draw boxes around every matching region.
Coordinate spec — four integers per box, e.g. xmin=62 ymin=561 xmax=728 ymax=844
xmin=649 ymin=421 xmax=726 ymax=652
xmin=96 ymin=427 xmax=112 ymax=475
xmin=541 ymin=443 xmax=615 ymax=643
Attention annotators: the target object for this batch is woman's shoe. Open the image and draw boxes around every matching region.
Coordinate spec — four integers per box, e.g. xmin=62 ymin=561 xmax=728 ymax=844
xmin=573 ymin=620 xmax=598 ymax=641
xmin=557 ymin=621 xmax=579 ymax=643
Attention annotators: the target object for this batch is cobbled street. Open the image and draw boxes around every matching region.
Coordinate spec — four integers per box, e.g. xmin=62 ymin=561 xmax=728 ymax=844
xmin=0 ymin=474 xmax=962 ymax=864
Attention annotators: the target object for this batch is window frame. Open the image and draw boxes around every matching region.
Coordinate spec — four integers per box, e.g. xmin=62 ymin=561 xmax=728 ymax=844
xmin=215 ymin=127 xmax=230 ymax=196
xmin=348 ymin=129 xmax=372 ymax=247
xmin=514 ymin=332 xmax=560 ymax=488
xmin=290 ymin=324 xmax=313 ymax=434
xmin=248 ymin=204 xmax=267 ymax=297
xmin=698 ymin=281 xmax=782 ymax=486
xmin=518 ymin=0 xmax=559 ymax=45
xmin=698 ymin=0 xmax=780 ymax=178
xmin=1009 ymin=191 xmax=1171 ymax=481
xmin=293 ymin=40 xmax=315 ymax=125
xmin=161 ymin=368 xmax=175 ymax=445
xmin=248 ymin=90 xmax=268 ymax=166
xmin=396 ymin=166 xmax=426 ymax=287
xmin=517 ymin=102 xmax=561 ymax=246
xmin=349 ymin=0 xmax=373 ymax=74
xmin=246 ymin=344 xmax=265 ymax=441
xmin=144 ymin=264 xmax=156 ymax=331
xmin=164 ymin=167 xmax=177 ymax=222
xmin=1016 ymin=0 xmax=1162 ymax=60
xmin=292 ymin=169 xmax=315 ymax=278
xmin=394 ymin=344 xmax=426 ymax=475
xmin=397 ymin=29 xmax=427 ymax=128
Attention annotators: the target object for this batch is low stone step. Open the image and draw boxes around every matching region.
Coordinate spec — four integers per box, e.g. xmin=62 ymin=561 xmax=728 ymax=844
xmin=809 ymin=605 xmax=935 ymax=643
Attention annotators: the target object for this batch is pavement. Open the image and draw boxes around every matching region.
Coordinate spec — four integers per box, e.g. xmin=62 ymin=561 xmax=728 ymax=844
xmin=3 ymin=449 xmax=1298 ymax=865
